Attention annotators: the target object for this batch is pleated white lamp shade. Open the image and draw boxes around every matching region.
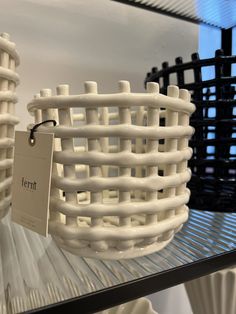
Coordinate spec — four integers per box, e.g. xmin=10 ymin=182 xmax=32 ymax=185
xmin=185 ymin=267 xmax=236 ymax=314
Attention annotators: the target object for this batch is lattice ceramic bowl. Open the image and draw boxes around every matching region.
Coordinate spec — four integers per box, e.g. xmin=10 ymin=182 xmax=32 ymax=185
xmin=0 ymin=33 xmax=20 ymax=219
xmin=97 ymin=297 xmax=158 ymax=314
xmin=27 ymin=81 xmax=195 ymax=259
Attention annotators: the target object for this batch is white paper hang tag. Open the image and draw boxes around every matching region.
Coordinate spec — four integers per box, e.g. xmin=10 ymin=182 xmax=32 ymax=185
xmin=12 ymin=131 xmax=54 ymax=236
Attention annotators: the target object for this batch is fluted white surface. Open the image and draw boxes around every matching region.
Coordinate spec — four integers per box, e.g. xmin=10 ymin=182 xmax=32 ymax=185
xmin=185 ymin=267 xmax=236 ymax=314
xmin=27 ymin=81 xmax=195 ymax=259
xmin=0 ymin=33 xmax=20 ymax=219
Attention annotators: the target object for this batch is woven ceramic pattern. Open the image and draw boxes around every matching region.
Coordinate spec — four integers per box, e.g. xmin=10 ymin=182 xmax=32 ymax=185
xmin=0 ymin=33 xmax=19 ymax=219
xmin=98 ymin=297 xmax=158 ymax=314
xmin=27 ymin=81 xmax=195 ymax=259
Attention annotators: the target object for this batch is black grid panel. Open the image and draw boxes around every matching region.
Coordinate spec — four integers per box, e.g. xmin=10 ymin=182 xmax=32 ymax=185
xmin=145 ymin=50 xmax=236 ymax=212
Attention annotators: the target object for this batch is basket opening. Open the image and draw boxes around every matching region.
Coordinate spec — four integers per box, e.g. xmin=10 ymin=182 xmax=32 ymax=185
xmin=184 ymin=69 xmax=194 ymax=84
xmin=169 ymin=73 xmax=177 ymax=85
xmin=202 ymin=65 xmax=215 ymax=81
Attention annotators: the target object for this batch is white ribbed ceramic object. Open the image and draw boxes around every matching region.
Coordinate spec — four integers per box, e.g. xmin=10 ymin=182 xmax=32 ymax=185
xmin=0 ymin=33 xmax=20 ymax=219
xmin=97 ymin=297 xmax=158 ymax=314
xmin=185 ymin=267 xmax=236 ymax=314
xmin=27 ymin=81 xmax=195 ymax=259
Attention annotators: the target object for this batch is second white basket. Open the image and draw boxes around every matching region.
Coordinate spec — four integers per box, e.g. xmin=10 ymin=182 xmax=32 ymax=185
xmin=0 ymin=33 xmax=20 ymax=219
xmin=27 ymin=81 xmax=195 ymax=259
xmin=97 ymin=297 xmax=158 ymax=314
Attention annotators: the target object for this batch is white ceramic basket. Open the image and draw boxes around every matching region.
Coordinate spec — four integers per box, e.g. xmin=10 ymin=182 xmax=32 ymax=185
xmin=97 ymin=297 xmax=158 ymax=314
xmin=27 ymin=81 xmax=195 ymax=259
xmin=0 ymin=33 xmax=20 ymax=219
xmin=185 ymin=267 xmax=236 ymax=314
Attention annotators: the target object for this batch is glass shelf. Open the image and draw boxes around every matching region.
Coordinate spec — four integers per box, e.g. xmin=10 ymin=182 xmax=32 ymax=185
xmin=1 ymin=210 xmax=236 ymax=314
xmin=112 ymin=0 xmax=236 ymax=29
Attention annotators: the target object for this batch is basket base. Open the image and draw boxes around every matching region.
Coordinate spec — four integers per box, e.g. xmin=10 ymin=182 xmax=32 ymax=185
xmin=53 ymin=236 xmax=173 ymax=260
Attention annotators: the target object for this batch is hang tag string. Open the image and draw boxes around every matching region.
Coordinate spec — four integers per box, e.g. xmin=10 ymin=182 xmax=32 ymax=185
xmin=29 ymin=120 xmax=57 ymax=146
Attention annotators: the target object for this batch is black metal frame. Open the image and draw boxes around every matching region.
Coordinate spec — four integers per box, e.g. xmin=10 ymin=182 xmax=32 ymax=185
xmin=221 ymin=28 xmax=232 ymax=75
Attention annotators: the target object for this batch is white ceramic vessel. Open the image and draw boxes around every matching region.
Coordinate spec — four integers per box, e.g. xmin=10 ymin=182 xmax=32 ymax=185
xmin=97 ymin=297 xmax=158 ymax=314
xmin=0 ymin=33 xmax=20 ymax=219
xmin=27 ymin=81 xmax=195 ymax=259
xmin=185 ymin=267 xmax=236 ymax=314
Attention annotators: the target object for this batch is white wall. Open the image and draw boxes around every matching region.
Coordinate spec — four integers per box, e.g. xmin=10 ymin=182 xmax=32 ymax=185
xmin=0 ymin=1 xmax=197 ymax=313
xmin=1 ymin=0 xmax=198 ymax=128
